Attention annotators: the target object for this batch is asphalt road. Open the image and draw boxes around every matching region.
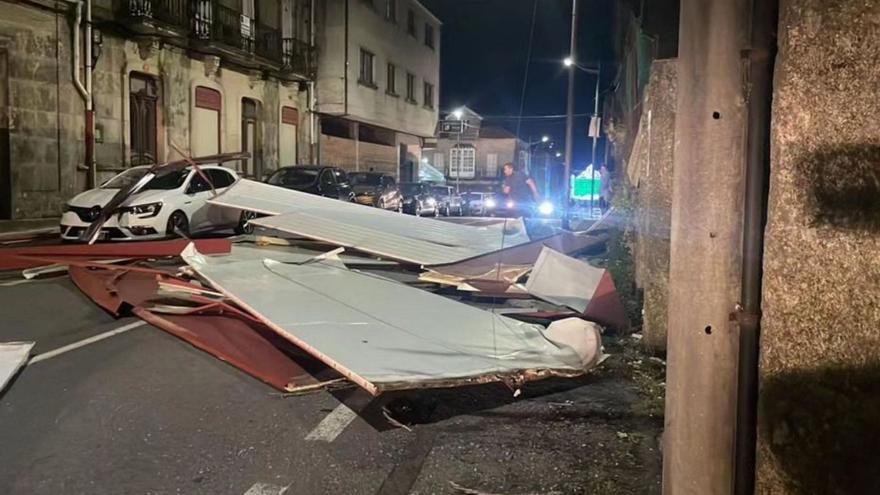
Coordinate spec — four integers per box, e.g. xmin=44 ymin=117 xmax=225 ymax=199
xmin=0 ymin=249 xmax=661 ymax=494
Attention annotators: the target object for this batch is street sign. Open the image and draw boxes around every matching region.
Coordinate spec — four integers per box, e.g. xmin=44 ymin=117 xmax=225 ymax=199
xmin=440 ymin=120 xmax=464 ymax=134
xmin=587 ymin=116 xmax=602 ymax=138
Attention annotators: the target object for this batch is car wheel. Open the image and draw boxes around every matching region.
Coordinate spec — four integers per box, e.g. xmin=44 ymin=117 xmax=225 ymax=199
xmin=166 ymin=210 xmax=190 ymax=238
xmin=433 ymin=207 xmax=439 ymax=217
xmin=415 ymin=204 xmax=422 ymax=216
xmin=377 ymin=198 xmax=386 ymax=209
xmin=234 ymin=210 xmax=257 ymax=235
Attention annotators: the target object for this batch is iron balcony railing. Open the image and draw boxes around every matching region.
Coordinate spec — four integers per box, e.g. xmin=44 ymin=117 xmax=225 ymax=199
xmin=122 ymin=0 xmax=314 ymax=75
xmin=193 ymin=0 xmax=255 ymax=53
xmin=282 ymin=37 xmax=316 ymax=77
xmin=126 ymin=0 xmax=189 ymax=29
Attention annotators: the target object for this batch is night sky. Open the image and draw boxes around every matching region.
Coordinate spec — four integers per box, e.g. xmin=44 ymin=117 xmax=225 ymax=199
xmin=419 ymin=0 xmax=615 ymax=170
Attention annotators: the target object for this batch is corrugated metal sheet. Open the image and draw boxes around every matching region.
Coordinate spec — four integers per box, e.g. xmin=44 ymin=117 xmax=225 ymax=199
xmin=208 ymin=180 xmax=530 ymax=266
xmin=1 ymin=342 xmax=33 ymax=393
xmin=183 ymin=246 xmax=591 ymax=394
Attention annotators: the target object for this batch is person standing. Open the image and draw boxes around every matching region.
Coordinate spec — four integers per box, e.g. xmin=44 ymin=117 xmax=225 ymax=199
xmin=501 ymin=162 xmax=540 ymax=208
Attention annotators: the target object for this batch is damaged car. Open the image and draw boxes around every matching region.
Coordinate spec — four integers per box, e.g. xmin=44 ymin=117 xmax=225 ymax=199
xmin=61 ymin=165 xmax=252 ymax=241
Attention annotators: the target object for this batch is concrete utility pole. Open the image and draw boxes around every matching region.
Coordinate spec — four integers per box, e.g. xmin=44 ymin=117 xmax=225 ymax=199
xmin=562 ymin=0 xmax=578 ymax=230
xmin=663 ymin=0 xmax=748 ymax=493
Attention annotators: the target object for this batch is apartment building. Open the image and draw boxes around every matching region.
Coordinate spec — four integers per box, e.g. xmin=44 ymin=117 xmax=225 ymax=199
xmin=426 ymin=107 xmax=528 ymax=193
xmin=315 ymin=0 xmax=440 ymax=181
xmin=0 ymin=0 xmax=316 ymax=220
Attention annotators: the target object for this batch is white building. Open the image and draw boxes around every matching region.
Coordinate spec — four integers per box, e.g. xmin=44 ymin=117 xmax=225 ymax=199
xmin=315 ymin=0 xmax=441 ymax=180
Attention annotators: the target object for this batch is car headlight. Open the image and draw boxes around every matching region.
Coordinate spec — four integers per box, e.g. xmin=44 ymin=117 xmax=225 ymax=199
xmin=484 ymin=198 xmax=497 ymax=208
xmin=538 ymin=201 xmax=554 ymax=215
xmin=130 ymin=202 xmax=162 ymax=217
xmin=505 ymin=200 xmax=515 ymax=209
xmin=426 ymin=198 xmax=437 ymax=206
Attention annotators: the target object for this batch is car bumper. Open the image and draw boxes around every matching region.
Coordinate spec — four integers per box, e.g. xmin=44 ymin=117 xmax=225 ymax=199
xmin=60 ymin=211 xmax=166 ymax=241
xmin=354 ymin=195 xmax=376 ymax=206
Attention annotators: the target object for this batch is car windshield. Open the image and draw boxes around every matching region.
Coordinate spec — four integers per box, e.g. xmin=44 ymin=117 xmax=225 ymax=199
xmin=400 ymin=183 xmax=421 ymax=195
xmin=350 ymin=173 xmax=382 ymax=186
xmin=101 ymin=167 xmax=188 ymax=190
xmin=268 ymin=168 xmax=319 ymax=187
xmin=463 ymin=193 xmax=483 ymax=201
xmin=431 ymin=186 xmax=451 ymax=196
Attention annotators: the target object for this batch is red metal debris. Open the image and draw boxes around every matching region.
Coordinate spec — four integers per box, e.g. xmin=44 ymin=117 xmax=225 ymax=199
xmin=69 ymin=263 xmax=337 ymax=392
xmin=0 ymin=238 xmax=232 ymax=271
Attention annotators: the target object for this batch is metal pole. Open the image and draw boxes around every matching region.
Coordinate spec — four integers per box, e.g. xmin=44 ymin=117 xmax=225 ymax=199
xmin=562 ymin=0 xmax=578 ymax=230
xmin=663 ymin=0 xmax=748 ymax=492
xmin=734 ymin=0 xmax=778 ymax=493
xmin=590 ymin=63 xmax=600 ymax=168
xmin=456 ymin=131 xmax=461 ymax=193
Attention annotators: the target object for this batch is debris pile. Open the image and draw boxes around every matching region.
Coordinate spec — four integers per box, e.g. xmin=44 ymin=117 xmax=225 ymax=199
xmin=0 ymin=178 xmax=630 ymax=398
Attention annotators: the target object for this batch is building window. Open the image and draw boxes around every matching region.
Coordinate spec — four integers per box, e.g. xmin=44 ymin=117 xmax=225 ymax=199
xmin=406 ymin=9 xmax=416 ymax=37
xmin=359 ymin=48 xmax=376 ymax=88
xmin=386 ymin=63 xmax=397 ymax=96
xmin=405 ymin=72 xmax=416 ymax=103
xmin=130 ymin=73 xmax=159 ymax=165
xmin=424 ymin=23 xmax=434 ymax=49
xmin=486 ymin=153 xmax=499 ymax=177
xmin=423 ymin=82 xmax=434 ymax=109
xmin=386 ymin=0 xmax=397 ymax=22
xmin=449 ymin=146 xmax=476 ymax=179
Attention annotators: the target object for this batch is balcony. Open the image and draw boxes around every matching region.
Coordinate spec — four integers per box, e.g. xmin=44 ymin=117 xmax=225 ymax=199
xmin=121 ymin=0 xmax=190 ymax=37
xmin=282 ymin=37 xmax=316 ymax=79
xmin=116 ymin=0 xmax=315 ymax=79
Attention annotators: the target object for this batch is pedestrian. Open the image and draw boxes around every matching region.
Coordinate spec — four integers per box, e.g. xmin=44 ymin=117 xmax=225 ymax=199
xmin=501 ymin=162 xmax=540 ymax=211
xmin=599 ymin=164 xmax=612 ymax=211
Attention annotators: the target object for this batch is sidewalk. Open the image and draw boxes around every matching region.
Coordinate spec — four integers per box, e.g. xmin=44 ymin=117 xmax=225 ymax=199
xmin=0 ymin=218 xmax=58 ymax=235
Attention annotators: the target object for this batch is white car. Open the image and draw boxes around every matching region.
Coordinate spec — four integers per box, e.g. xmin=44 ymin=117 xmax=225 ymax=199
xmin=60 ymin=165 xmax=253 ymax=241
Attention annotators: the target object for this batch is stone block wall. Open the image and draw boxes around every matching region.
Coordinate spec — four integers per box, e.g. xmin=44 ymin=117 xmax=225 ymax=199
xmin=757 ymin=0 xmax=880 ymax=492
xmin=1 ymin=5 xmax=83 ymax=219
xmin=625 ymin=59 xmax=678 ymax=352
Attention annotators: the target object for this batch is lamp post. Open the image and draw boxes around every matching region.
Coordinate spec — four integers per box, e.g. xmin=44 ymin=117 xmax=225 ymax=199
xmin=564 ymin=57 xmax=601 ymax=219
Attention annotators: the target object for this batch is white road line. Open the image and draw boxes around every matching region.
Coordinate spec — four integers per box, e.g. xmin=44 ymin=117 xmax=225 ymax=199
xmin=244 ymin=482 xmax=289 ymax=495
xmin=305 ymin=403 xmax=358 ymax=442
xmin=28 ymin=321 xmax=147 ymax=365
xmin=0 ymin=279 xmax=36 ymax=287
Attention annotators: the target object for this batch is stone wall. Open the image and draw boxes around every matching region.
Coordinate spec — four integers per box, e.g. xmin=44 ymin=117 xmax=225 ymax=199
xmin=757 ymin=0 xmax=880 ymax=492
xmin=625 ymin=59 xmax=677 ymax=352
xmin=0 ymin=5 xmax=83 ymax=219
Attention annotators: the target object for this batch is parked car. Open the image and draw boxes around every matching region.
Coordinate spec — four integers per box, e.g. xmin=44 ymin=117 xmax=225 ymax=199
xmin=60 ymin=165 xmax=251 ymax=241
xmin=265 ymin=166 xmax=354 ymax=201
xmin=461 ymin=191 xmax=497 ymax=216
xmin=350 ymin=172 xmax=403 ymax=211
xmin=400 ymin=182 xmax=439 ymax=216
xmin=430 ymin=185 xmax=464 ymax=216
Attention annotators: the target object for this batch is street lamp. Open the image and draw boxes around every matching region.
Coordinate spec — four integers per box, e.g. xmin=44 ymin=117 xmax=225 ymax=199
xmin=452 ymin=108 xmax=464 ymax=120
xmin=556 ymin=152 xmax=562 ymax=158
xmin=563 ymin=57 xmax=573 ymax=67
xmin=563 ymin=53 xmax=602 ymax=220
xmin=541 ymin=135 xmax=549 ymax=143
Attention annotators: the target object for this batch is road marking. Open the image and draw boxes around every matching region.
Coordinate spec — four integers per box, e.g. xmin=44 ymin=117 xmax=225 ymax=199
xmin=28 ymin=321 xmax=147 ymax=365
xmin=0 ymin=279 xmax=36 ymax=287
xmin=244 ymin=482 xmax=289 ymax=495
xmin=305 ymin=403 xmax=358 ymax=442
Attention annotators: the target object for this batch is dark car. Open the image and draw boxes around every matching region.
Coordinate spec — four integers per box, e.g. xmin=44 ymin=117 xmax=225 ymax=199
xmin=399 ymin=182 xmax=439 ymax=216
xmin=350 ymin=172 xmax=403 ymax=211
xmin=430 ymin=185 xmax=464 ymax=216
xmin=265 ymin=166 xmax=354 ymax=201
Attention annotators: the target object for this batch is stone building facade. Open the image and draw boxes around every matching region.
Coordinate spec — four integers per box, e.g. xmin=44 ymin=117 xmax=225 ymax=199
xmin=315 ymin=0 xmax=440 ymax=180
xmin=0 ymin=0 xmax=316 ymax=220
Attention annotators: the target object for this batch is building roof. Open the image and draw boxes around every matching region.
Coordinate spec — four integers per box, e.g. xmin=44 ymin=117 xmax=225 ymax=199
xmin=478 ymin=126 xmax=517 ymax=139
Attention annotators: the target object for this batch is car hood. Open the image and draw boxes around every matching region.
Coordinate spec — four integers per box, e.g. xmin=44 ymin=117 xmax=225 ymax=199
xmin=67 ymin=187 xmax=171 ymax=208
